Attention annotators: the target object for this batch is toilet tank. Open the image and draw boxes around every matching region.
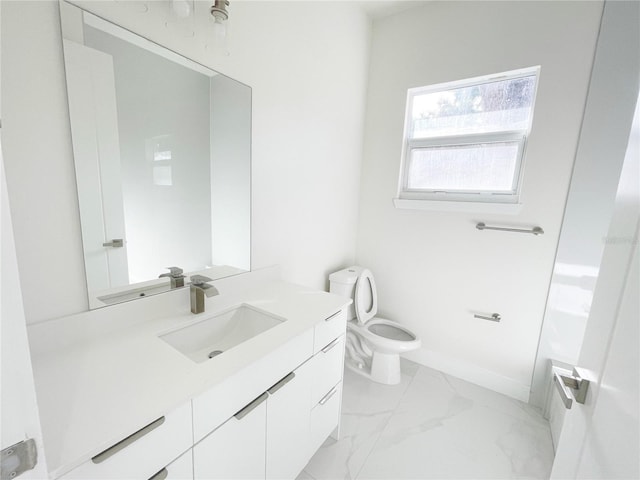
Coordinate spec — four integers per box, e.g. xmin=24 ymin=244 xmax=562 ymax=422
xmin=329 ymin=266 xmax=363 ymax=321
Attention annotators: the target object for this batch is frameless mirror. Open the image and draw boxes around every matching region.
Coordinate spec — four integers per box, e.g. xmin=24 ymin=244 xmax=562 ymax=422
xmin=60 ymin=2 xmax=251 ymax=309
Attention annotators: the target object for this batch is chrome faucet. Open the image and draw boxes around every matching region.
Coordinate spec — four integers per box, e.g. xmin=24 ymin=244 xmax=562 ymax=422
xmin=159 ymin=266 xmax=186 ymax=289
xmin=190 ymin=275 xmax=219 ymax=314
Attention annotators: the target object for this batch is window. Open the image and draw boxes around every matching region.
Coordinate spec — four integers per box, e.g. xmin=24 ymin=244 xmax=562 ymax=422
xmin=397 ymin=67 xmax=539 ymax=205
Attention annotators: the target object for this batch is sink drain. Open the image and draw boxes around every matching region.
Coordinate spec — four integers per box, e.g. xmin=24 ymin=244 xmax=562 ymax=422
xmin=208 ymin=350 xmax=223 ymax=359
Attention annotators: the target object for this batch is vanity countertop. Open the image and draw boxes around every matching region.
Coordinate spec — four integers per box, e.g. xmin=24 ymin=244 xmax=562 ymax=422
xmin=27 ymin=271 xmax=350 ymax=478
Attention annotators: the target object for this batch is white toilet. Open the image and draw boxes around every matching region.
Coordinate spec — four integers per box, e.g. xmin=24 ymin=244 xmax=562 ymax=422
xmin=329 ymin=266 xmax=421 ymax=385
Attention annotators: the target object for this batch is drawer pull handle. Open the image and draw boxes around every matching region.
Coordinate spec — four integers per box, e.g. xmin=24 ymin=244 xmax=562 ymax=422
xmin=92 ymin=416 xmax=165 ymax=464
xmin=149 ymin=468 xmax=168 ymax=480
xmin=321 ymin=337 xmax=341 ymax=353
xmin=267 ymin=372 xmax=296 ymax=395
xmin=324 ymin=311 xmax=341 ymax=322
xmin=234 ymin=392 xmax=268 ymax=420
xmin=319 ymin=386 xmax=338 ymax=406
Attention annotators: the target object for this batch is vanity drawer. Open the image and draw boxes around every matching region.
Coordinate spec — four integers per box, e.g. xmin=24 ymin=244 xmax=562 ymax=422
xmin=149 ymin=448 xmax=193 ymax=480
xmin=193 ymin=396 xmax=267 ymax=480
xmin=309 ymin=382 xmax=342 ymax=455
xmin=311 ymin=335 xmax=345 ymax=406
xmin=192 ymin=328 xmax=313 ymax=442
xmin=313 ymin=308 xmax=347 ymax=353
xmin=60 ymin=402 xmax=192 ymax=480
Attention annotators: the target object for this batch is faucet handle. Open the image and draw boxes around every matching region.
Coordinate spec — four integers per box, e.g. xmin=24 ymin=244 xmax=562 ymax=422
xmin=191 ymin=274 xmax=213 ymax=286
xmin=160 ymin=266 xmax=184 ymax=278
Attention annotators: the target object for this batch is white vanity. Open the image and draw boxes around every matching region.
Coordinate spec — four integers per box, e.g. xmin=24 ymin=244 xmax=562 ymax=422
xmin=27 ymin=269 xmax=350 ymax=479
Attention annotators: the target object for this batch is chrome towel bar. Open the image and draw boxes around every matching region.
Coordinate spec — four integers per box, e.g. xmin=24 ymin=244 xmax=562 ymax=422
xmin=476 ymin=222 xmax=544 ymax=235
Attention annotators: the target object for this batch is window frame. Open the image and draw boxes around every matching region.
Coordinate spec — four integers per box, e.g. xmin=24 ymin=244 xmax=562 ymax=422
xmin=397 ymin=67 xmax=540 ymax=205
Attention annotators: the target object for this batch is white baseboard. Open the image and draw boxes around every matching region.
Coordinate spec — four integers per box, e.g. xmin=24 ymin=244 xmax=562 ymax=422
xmin=403 ymin=348 xmax=531 ymax=402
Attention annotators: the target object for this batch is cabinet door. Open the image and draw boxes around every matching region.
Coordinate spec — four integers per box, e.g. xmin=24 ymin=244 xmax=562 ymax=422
xmin=193 ymin=394 xmax=267 ymax=480
xmin=309 ymin=382 xmax=342 ymax=455
xmin=59 ymin=402 xmax=192 ymax=480
xmin=265 ymin=360 xmax=313 ymax=480
xmin=149 ymin=449 xmax=193 ymax=480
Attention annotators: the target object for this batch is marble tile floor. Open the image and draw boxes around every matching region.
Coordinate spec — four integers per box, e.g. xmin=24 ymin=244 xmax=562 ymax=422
xmin=299 ymin=360 xmax=554 ymax=480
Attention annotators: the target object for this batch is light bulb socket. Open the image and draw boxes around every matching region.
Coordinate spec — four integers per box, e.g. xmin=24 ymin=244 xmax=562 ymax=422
xmin=210 ymin=0 xmax=229 ymax=22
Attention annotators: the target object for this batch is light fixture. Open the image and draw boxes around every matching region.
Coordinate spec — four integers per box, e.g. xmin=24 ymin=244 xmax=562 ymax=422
xmin=210 ymin=0 xmax=229 ymax=23
xmin=210 ymin=0 xmax=230 ymax=41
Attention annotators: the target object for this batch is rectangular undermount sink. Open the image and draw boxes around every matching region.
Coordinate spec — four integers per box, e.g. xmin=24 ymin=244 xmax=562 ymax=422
xmin=159 ymin=305 xmax=285 ymax=363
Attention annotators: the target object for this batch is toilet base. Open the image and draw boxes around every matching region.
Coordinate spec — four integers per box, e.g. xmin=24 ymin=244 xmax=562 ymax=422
xmin=344 ymin=351 xmax=402 ymax=385
xmin=344 ymin=355 xmax=371 ymax=378
xmin=371 ymin=352 xmax=401 ymax=385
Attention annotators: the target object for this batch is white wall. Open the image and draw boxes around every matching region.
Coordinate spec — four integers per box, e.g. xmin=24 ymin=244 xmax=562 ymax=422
xmin=356 ymin=1 xmax=603 ymax=400
xmin=1 ymin=1 xmax=370 ymax=323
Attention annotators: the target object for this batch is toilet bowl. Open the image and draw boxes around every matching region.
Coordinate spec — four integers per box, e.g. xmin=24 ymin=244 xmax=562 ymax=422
xmin=329 ymin=266 xmax=421 ymax=385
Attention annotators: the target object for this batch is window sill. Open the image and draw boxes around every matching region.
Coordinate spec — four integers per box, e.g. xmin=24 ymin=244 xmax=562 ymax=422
xmin=392 ymin=198 xmax=523 ymax=215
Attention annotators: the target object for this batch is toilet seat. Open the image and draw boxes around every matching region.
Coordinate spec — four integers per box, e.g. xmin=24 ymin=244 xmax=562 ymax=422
xmin=367 ymin=322 xmax=415 ymax=342
xmin=347 ymin=317 xmax=421 ymax=354
xmin=354 ymin=268 xmax=378 ymax=325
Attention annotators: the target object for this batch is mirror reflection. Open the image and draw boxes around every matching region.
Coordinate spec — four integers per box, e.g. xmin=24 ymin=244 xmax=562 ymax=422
xmin=60 ymin=4 xmax=251 ymax=309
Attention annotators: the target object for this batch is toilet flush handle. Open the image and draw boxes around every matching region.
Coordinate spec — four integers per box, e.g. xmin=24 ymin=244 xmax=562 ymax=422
xmin=473 ymin=312 xmax=501 ymax=322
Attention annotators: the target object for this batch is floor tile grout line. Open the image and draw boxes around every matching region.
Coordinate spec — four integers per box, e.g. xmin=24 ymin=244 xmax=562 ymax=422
xmin=352 ymin=365 xmax=422 ymax=480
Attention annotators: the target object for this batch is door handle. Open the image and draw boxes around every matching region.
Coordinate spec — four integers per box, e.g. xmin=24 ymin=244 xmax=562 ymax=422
xmin=553 ymin=367 xmax=591 ymax=409
xmin=103 ymin=238 xmax=124 ymax=248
